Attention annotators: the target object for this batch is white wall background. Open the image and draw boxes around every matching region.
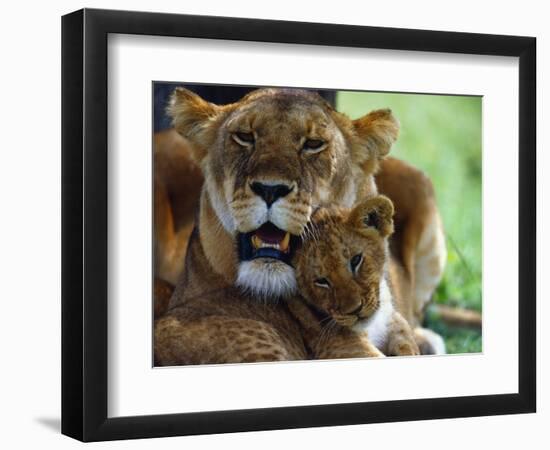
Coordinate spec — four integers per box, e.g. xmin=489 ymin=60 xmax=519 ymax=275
xmin=0 ymin=0 xmax=546 ymax=448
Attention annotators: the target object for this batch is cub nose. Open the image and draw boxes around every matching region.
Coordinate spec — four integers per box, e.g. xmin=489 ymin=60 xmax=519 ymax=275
xmin=250 ymin=182 xmax=293 ymax=207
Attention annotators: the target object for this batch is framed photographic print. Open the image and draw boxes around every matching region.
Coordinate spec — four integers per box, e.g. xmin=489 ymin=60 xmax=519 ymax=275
xmin=61 ymin=8 xmax=536 ymax=442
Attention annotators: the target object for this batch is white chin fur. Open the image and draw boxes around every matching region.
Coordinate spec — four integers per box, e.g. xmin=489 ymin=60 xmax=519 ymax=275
xmin=236 ymin=259 xmax=297 ymax=299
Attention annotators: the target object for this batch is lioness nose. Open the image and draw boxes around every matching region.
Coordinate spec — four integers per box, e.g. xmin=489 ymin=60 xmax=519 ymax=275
xmin=250 ymin=182 xmax=293 ymax=207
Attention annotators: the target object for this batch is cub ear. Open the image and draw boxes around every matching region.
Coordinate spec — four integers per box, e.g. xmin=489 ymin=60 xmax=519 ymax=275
xmin=167 ymin=87 xmax=224 ymax=163
xmin=352 ymin=109 xmax=399 ymax=161
xmin=348 ymin=195 xmax=394 ymax=238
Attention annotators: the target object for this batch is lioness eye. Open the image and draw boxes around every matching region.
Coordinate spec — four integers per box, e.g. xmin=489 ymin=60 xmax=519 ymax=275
xmin=314 ymin=277 xmax=331 ymax=289
xmin=350 ymin=253 xmax=363 ymax=273
xmin=233 ymin=131 xmax=255 ymax=146
xmin=303 ymin=139 xmax=326 ymax=153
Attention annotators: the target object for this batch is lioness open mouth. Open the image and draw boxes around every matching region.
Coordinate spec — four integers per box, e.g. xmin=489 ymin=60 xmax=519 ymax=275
xmin=238 ymin=222 xmax=299 ymax=265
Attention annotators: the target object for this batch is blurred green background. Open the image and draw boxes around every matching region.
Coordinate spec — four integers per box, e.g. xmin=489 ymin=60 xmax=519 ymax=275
xmin=338 ymin=91 xmax=482 ymax=354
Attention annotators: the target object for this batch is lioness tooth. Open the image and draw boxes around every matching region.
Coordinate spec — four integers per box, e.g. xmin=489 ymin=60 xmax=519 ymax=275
xmin=261 ymin=242 xmax=280 ymax=250
xmin=280 ymin=233 xmax=290 ymax=252
xmin=252 ymin=235 xmax=262 ymax=249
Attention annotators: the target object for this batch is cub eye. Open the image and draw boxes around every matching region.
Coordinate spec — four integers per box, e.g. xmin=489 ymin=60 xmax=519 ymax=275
xmin=350 ymin=253 xmax=363 ymax=274
xmin=302 ymin=139 xmax=326 ymax=153
xmin=314 ymin=277 xmax=331 ymax=289
xmin=233 ymin=131 xmax=255 ymax=146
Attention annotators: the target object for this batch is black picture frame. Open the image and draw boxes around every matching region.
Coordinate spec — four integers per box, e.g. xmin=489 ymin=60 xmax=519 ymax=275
xmin=61 ymin=8 xmax=536 ymax=442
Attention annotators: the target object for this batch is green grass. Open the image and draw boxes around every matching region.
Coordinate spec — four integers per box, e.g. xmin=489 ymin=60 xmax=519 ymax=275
xmin=337 ymin=91 xmax=482 ymax=354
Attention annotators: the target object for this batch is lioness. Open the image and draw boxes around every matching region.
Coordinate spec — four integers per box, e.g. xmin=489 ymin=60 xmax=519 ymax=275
xmin=288 ymin=195 xmax=420 ymax=359
xmin=155 ymin=88 xmax=445 ymax=365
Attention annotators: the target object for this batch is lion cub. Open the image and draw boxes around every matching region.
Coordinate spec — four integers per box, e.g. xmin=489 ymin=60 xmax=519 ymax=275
xmin=288 ymin=195 xmax=420 ymax=359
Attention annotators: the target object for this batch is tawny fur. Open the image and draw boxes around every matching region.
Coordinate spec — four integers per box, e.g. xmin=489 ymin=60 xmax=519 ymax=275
xmin=154 ymin=129 xmax=203 ymax=285
xmin=289 ymin=196 xmax=420 ymax=358
xmin=154 ymin=277 xmax=174 ymax=319
xmin=375 ymin=157 xmax=447 ymax=326
xmin=286 ymin=298 xmax=384 ymax=359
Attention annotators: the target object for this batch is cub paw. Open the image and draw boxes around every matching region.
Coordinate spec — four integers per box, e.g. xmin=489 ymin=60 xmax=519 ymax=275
xmin=391 ymin=342 xmax=420 ymax=356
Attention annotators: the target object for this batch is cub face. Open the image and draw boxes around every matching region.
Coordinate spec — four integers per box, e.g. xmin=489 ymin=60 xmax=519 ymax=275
xmin=168 ymin=88 xmax=398 ymax=298
xmin=293 ymin=196 xmax=395 ymax=327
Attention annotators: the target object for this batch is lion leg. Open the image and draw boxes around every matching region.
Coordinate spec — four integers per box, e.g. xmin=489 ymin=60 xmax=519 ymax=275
xmin=154 ymin=168 xmax=196 ymax=286
xmin=376 ymin=157 xmax=447 ymax=323
xmin=154 ymin=129 xmax=204 ymax=285
xmin=155 ymin=315 xmax=306 ymax=365
xmin=411 ymin=208 xmax=447 ymax=320
xmin=413 ymin=327 xmax=446 ymax=355
xmin=386 ymin=311 xmax=420 ymax=356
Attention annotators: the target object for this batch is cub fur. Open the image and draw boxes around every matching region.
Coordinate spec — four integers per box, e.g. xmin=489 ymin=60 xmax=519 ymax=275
xmin=289 ymin=195 xmax=421 ymax=358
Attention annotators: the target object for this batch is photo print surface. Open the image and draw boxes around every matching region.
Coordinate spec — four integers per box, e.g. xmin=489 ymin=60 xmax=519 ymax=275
xmin=152 ymin=83 xmax=482 ymax=367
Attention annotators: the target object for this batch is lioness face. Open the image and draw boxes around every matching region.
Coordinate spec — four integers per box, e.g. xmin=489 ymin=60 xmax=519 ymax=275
xmin=169 ymin=88 xmax=399 ymax=298
xmin=294 ymin=196 xmax=394 ymax=327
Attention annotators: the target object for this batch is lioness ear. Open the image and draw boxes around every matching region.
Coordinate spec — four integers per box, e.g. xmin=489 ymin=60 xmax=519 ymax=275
xmin=352 ymin=109 xmax=399 ymax=161
xmin=348 ymin=195 xmax=394 ymax=238
xmin=167 ymin=87 xmax=224 ymax=163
